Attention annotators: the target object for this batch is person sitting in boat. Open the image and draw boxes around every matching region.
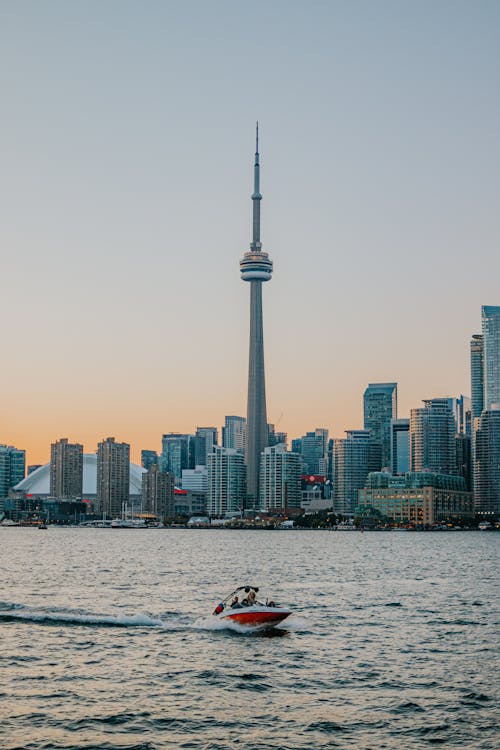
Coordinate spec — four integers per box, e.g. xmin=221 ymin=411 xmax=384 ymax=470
xmin=241 ymin=588 xmax=256 ymax=607
xmin=230 ymin=596 xmax=242 ymax=609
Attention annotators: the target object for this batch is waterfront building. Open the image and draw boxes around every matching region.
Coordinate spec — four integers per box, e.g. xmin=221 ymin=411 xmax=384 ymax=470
xmin=363 ymin=383 xmax=398 ymax=471
xmin=259 ymin=444 xmax=302 ymax=511
xmin=357 ymin=485 xmax=473 ymax=527
xmin=194 ymin=427 xmax=218 ymax=466
xmin=410 ymin=399 xmax=457 ymax=476
xmin=365 ymin=471 xmax=467 ymax=492
xmin=390 ymin=418 xmax=410 ymax=475
xmin=333 ymin=430 xmax=371 ymax=515
xmin=222 ymin=415 xmax=246 ymax=453
xmin=96 ymin=437 xmax=130 ymax=519
xmin=482 ymin=305 xmax=500 ymax=409
xmin=0 ymin=445 xmax=25 ymax=499
xmin=160 ymin=433 xmax=191 ymax=482
xmin=473 ymin=406 xmax=500 ymax=517
xmin=142 ymin=464 xmax=174 ymax=518
xmin=207 ymin=446 xmax=246 ymax=517
xmin=240 ymin=125 xmax=273 ymax=504
xmin=50 ymin=438 xmax=83 ymax=499
xmin=141 ymin=450 xmax=159 ymax=470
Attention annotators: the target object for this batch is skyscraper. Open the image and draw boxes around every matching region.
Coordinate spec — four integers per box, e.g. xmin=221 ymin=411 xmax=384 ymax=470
xmin=142 ymin=464 xmax=174 ymax=519
xmin=473 ymin=406 xmax=500 ymax=516
xmin=194 ymin=427 xmax=218 ymax=466
xmin=410 ymin=399 xmax=457 ymax=476
xmin=0 ymin=445 xmax=25 ymax=499
xmin=470 ymin=334 xmax=484 ymax=420
xmin=50 ymin=438 xmax=83 ymax=499
xmin=222 ymin=416 xmax=246 ymax=453
xmin=298 ymin=430 xmax=328 ymax=475
xmin=96 ymin=437 xmax=130 ymax=518
xmin=207 ymin=446 xmax=247 ymax=517
xmin=259 ymin=444 xmax=302 ymax=511
xmin=240 ymin=124 xmax=273 ymax=503
xmin=141 ymin=450 xmax=159 ymax=470
xmin=333 ymin=430 xmax=371 ymax=515
xmin=363 ymin=383 xmax=398 ymax=470
xmin=160 ymin=433 xmax=191 ymax=482
xmin=390 ymin=418 xmax=410 ymax=475
xmin=482 ymin=305 xmax=500 ymax=409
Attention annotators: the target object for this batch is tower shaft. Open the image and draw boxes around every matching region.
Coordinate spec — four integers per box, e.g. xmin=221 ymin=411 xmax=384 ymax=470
xmin=246 ymin=280 xmax=268 ymax=502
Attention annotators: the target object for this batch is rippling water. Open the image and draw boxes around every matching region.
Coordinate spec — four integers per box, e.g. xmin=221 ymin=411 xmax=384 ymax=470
xmin=0 ymin=528 xmax=498 ymax=749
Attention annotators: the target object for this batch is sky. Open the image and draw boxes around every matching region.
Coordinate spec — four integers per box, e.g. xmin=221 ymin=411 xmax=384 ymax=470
xmin=1 ymin=0 xmax=499 ymax=466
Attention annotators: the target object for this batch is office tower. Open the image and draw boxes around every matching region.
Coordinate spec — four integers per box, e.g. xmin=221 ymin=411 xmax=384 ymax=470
xmin=194 ymin=427 xmax=218 ymax=466
xmin=470 ymin=334 xmax=484 ymax=419
xmin=363 ymin=383 xmax=397 ymax=470
xmin=142 ymin=464 xmax=174 ymax=518
xmin=240 ymin=125 xmax=273 ymax=503
xmin=207 ymin=446 xmax=246 ymax=517
xmin=0 ymin=445 xmax=25 ymax=499
xmin=50 ymin=438 xmax=83 ymax=499
xmin=390 ymin=419 xmax=410 ymax=475
xmin=260 ymin=444 xmax=302 ymax=511
xmin=299 ymin=430 xmax=328 ymax=475
xmin=482 ymin=306 xmax=500 ymax=409
xmin=222 ymin=416 xmax=246 ymax=453
xmin=474 ymin=406 xmax=500 ymax=516
xmin=448 ymin=395 xmax=471 ymax=436
xmin=160 ymin=433 xmax=191 ymax=482
xmin=410 ymin=399 xmax=457 ymax=475
xmin=96 ymin=437 xmax=130 ymax=518
xmin=333 ymin=430 xmax=371 ymax=515
xmin=291 ymin=438 xmax=302 ymax=455
xmin=141 ymin=450 xmax=159 ymax=470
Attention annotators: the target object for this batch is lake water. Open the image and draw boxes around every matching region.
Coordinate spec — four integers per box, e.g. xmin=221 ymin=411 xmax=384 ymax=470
xmin=0 ymin=528 xmax=498 ymax=749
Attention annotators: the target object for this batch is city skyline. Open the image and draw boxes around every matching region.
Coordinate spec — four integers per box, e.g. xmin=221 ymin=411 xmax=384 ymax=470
xmin=1 ymin=2 xmax=499 ymax=465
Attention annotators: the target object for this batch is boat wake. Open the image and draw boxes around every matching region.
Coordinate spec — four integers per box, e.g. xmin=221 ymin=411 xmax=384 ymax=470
xmin=0 ymin=601 xmax=307 ymax=634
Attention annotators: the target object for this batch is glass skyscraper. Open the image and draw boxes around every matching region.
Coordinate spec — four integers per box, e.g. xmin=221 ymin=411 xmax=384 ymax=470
xmin=0 ymin=445 xmax=26 ymax=499
xmin=473 ymin=406 xmax=500 ymax=516
xmin=390 ymin=418 xmax=410 ymax=475
xmin=482 ymin=305 xmax=500 ymax=409
xmin=363 ymin=383 xmax=397 ymax=471
xmin=410 ymin=399 xmax=457 ymax=476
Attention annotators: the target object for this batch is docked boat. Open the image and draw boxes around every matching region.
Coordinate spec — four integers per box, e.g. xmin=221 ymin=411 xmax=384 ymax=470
xmin=212 ymin=586 xmax=291 ymax=629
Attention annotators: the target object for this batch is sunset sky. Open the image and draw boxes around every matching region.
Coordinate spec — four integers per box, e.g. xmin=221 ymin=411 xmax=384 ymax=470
xmin=1 ymin=1 xmax=499 ymax=466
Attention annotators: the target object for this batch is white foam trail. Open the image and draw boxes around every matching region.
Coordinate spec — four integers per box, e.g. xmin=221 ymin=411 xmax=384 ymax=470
xmin=0 ymin=609 xmax=167 ymax=628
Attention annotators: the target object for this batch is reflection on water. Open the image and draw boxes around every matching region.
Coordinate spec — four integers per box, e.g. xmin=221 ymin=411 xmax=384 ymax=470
xmin=0 ymin=528 xmax=498 ymax=749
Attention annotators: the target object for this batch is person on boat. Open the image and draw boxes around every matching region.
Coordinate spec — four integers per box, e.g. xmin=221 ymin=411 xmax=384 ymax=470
xmin=230 ymin=596 xmax=242 ymax=609
xmin=246 ymin=588 xmax=256 ymax=606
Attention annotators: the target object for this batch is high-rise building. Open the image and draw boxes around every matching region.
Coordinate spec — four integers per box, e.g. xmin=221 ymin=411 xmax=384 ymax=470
xmin=50 ymin=438 xmax=83 ymax=499
xmin=142 ymin=464 xmax=174 ymax=518
xmin=298 ymin=430 xmax=328 ymax=475
xmin=96 ymin=437 xmax=130 ymax=518
xmin=482 ymin=305 xmax=500 ymax=409
xmin=410 ymin=399 xmax=457 ymax=476
xmin=182 ymin=465 xmax=208 ymax=493
xmin=240 ymin=125 xmax=273 ymax=503
xmin=259 ymin=444 xmax=302 ymax=511
xmin=390 ymin=418 xmax=410 ymax=475
xmin=194 ymin=427 xmax=218 ymax=466
xmin=0 ymin=445 xmax=25 ymax=499
xmin=470 ymin=334 xmax=484 ymax=420
xmin=363 ymin=383 xmax=398 ymax=470
xmin=473 ymin=406 xmax=500 ymax=517
xmin=333 ymin=430 xmax=371 ymax=515
xmin=141 ymin=450 xmax=159 ymax=470
xmin=160 ymin=433 xmax=191 ymax=482
xmin=207 ymin=446 xmax=246 ymax=517
xmin=222 ymin=416 xmax=246 ymax=453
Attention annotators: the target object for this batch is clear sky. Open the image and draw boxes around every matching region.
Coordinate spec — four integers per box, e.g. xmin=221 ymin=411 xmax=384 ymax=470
xmin=1 ymin=0 xmax=499 ymax=465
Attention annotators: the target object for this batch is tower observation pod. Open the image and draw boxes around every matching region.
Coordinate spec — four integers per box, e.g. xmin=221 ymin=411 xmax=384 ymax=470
xmin=240 ymin=123 xmax=273 ymax=504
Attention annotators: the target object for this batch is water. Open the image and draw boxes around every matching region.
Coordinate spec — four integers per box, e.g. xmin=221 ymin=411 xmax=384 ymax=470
xmin=0 ymin=528 xmax=498 ymax=750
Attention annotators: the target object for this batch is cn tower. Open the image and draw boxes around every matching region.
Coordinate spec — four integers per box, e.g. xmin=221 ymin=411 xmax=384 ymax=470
xmin=240 ymin=123 xmax=273 ymax=504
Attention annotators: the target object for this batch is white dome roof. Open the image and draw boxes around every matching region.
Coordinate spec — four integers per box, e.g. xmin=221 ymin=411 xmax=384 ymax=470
xmin=15 ymin=454 xmax=145 ymax=496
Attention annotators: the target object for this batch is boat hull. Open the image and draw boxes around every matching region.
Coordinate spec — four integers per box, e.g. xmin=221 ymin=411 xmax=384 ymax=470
xmin=218 ymin=606 xmax=291 ymax=629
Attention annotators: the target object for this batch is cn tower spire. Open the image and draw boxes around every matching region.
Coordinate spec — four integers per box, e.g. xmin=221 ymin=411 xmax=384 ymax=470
xmin=240 ymin=125 xmax=274 ymax=506
xmin=251 ymin=121 xmax=262 ymax=252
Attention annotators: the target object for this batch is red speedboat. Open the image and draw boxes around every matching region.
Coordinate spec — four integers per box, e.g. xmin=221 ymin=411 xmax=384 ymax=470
xmin=212 ymin=586 xmax=291 ymax=630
